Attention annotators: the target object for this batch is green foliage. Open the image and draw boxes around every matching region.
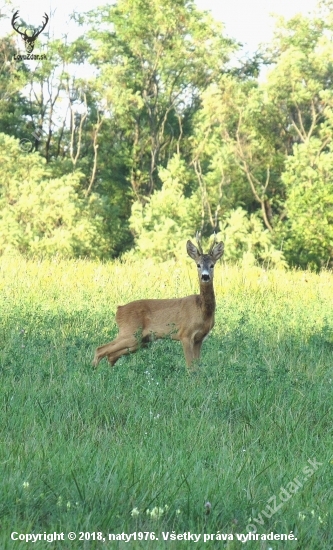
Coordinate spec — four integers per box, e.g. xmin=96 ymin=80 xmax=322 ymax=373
xmin=189 ymin=5 xmax=333 ymax=269
xmin=265 ymin=8 xmax=333 ymax=146
xmin=128 ymin=155 xmax=200 ymax=259
xmin=0 ymin=134 xmax=112 ymax=258
xmin=85 ymin=0 xmax=236 ymax=199
xmin=220 ymin=207 xmax=287 ymax=268
xmin=278 ymin=138 xmax=333 ymax=270
xmin=128 ymin=157 xmax=286 ymax=267
xmin=1 ymin=1 xmax=333 ymax=268
xmin=191 ymin=74 xmax=286 ymax=237
xmin=0 ymin=36 xmax=32 ymax=141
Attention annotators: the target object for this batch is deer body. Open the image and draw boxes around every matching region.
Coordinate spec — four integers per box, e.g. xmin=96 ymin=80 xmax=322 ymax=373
xmin=93 ymin=237 xmax=224 ymax=370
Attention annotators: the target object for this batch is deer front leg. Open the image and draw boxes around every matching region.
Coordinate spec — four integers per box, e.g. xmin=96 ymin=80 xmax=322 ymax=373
xmin=181 ymin=336 xmax=198 ymax=371
xmin=193 ymin=339 xmax=203 ymax=360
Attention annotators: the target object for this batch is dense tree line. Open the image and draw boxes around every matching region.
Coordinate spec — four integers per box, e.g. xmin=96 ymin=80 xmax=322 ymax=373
xmin=1 ymin=0 xmax=333 ymax=269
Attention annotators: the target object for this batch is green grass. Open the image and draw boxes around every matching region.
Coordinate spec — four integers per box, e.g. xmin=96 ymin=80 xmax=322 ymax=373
xmin=0 ymin=257 xmax=332 ymax=549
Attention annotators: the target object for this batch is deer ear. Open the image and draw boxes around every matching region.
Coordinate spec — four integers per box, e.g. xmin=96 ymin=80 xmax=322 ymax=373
xmin=186 ymin=240 xmax=199 ymax=260
xmin=212 ymin=242 xmax=224 ymax=261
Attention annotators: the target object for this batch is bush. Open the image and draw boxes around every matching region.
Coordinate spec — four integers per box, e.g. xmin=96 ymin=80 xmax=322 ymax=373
xmin=277 ymin=138 xmax=333 ymax=270
xmin=0 ymin=133 xmax=111 ymax=258
xmin=219 ymin=207 xmax=287 ymax=268
xmin=128 ymin=155 xmax=200 ymax=260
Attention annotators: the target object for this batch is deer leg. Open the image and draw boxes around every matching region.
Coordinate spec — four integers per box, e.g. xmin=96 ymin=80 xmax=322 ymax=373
xmin=107 ymin=337 xmax=142 ymax=366
xmin=181 ymin=337 xmax=197 ymax=371
xmin=181 ymin=336 xmax=205 ymax=371
xmin=193 ymin=339 xmax=203 ymax=360
xmin=93 ymin=335 xmax=139 ymax=367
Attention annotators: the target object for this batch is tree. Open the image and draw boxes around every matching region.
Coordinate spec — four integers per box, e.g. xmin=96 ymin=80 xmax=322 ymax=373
xmin=0 ymin=134 xmax=114 ymax=258
xmin=190 ymin=2 xmax=333 ymax=269
xmin=219 ymin=208 xmax=286 ymax=268
xmin=128 ymin=155 xmax=200 ymax=259
xmin=265 ymin=7 xmax=333 ymax=149
xmin=191 ymin=76 xmax=285 ymax=233
xmin=0 ymin=34 xmax=31 ymax=141
xmin=264 ymin=1 xmax=333 ymax=268
xmin=84 ymin=0 xmax=236 ymax=201
xmin=278 ymin=138 xmax=333 ymax=269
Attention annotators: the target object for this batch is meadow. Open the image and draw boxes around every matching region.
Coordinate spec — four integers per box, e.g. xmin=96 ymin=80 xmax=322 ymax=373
xmin=0 ymin=256 xmax=332 ymax=549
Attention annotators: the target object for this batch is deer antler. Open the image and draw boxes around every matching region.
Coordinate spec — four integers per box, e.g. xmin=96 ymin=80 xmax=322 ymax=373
xmin=11 ymin=10 xmax=26 ymax=37
xmin=208 ymin=231 xmax=218 ymax=254
xmin=195 ymin=231 xmax=204 ymax=255
xmin=32 ymin=12 xmax=49 ymax=39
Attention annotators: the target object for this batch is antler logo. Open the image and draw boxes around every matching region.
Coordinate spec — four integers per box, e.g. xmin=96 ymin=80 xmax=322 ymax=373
xmin=11 ymin=10 xmax=49 ymax=54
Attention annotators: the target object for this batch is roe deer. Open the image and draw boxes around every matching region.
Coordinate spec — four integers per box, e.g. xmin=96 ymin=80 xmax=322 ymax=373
xmin=93 ymin=234 xmax=224 ymax=370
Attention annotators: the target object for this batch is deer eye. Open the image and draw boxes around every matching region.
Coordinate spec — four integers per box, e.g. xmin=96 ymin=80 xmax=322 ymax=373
xmin=197 ymin=264 xmax=201 ymax=268
xmin=210 ymin=264 xmax=214 ymax=268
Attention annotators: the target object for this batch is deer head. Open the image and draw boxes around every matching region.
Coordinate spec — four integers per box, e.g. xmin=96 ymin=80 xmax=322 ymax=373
xmin=12 ymin=10 xmax=49 ymax=54
xmin=186 ymin=232 xmax=224 ymax=284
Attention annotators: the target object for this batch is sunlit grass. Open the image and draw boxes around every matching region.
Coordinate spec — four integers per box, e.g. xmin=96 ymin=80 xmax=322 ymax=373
xmin=0 ymin=256 xmax=332 ymax=549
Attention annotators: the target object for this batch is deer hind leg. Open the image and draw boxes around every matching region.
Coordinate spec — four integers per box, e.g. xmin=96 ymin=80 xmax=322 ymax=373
xmin=93 ymin=335 xmax=139 ymax=367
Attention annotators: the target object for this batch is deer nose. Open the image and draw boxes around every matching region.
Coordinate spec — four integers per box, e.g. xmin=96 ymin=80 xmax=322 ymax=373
xmin=201 ymin=274 xmax=210 ymax=282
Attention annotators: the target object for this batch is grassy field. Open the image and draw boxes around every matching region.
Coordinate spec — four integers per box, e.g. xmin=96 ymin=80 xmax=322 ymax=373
xmin=0 ymin=256 xmax=332 ymax=549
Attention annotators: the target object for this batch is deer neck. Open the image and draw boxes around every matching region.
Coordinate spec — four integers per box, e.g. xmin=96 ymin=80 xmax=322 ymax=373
xmin=198 ymin=280 xmax=216 ymax=318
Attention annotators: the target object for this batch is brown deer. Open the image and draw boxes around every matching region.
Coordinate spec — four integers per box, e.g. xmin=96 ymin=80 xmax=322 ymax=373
xmin=93 ymin=234 xmax=224 ymax=370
